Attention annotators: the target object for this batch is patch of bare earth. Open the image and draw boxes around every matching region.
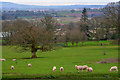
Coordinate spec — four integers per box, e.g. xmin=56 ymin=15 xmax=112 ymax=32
xmin=96 ymin=58 xmax=119 ymax=64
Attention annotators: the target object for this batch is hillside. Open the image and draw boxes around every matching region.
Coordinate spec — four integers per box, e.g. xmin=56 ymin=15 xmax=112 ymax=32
xmin=1 ymin=2 xmax=106 ymax=10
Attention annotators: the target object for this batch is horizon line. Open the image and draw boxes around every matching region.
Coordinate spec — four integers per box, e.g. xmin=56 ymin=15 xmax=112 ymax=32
xmin=0 ymin=1 xmax=111 ymax=6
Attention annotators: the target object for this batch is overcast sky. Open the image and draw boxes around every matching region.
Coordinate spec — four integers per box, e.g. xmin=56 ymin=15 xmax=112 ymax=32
xmin=1 ymin=0 xmax=119 ymax=6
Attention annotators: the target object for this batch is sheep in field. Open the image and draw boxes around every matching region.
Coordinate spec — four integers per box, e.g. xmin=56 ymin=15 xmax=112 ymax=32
xmin=75 ymin=65 xmax=79 ymax=72
xmin=28 ymin=64 xmax=31 ymax=68
xmin=11 ymin=66 xmax=14 ymax=70
xmin=75 ymin=65 xmax=83 ymax=72
xmin=83 ymin=65 xmax=88 ymax=70
xmin=86 ymin=67 xmax=93 ymax=72
xmin=12 ymin=59 xmax=16 ymax=61
xmin=53 ymin=66 xmax=56 ymax=72
xmin=78 ymin=66 xmax=83 ymax=71
xmin=1 ymin=59 xmax=5 ymax=61
xmin=60 ymin=67 xmax=63 ymax=72
xmin=110 ymin=66 xmax=118 ymax=72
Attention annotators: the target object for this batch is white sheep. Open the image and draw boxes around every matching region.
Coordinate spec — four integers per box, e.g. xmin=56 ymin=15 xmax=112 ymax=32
xmin=12 ymin=59 xmax=16 ymax=61
xmin=110 ymin=66 xmax=118 ymax=72
xmin=53 ymin=66 xmax=56 ymax=72
xmin=28 ymin=64 xmax=31 ymax=68
xmin=78 ymin=65 xmax=83 ymax=71
xmin=86 ymin=67 xmax=93 ymax=72
xmin=60 ymin=67 xmax=63 ymax=72
xmin=83 ymin=65 xmax=88 ymax=70
xmin=11 ymin=66 xmax=14 ymax=70
xmin=75 ymin=65 xmax=83 ymax=72
xmin=75 ymin=65 xmax=79 ymax=72
xmin=1 ymin=59 xmax=6 ymax=61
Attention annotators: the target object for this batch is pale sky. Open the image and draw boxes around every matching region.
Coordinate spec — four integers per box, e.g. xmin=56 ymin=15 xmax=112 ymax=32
xmin=1 ymin=0 xmax=120 ymax=6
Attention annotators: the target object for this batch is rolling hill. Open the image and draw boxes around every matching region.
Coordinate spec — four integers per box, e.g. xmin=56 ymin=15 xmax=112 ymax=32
xmin=1 ymin=2 xmax=106 ymax=10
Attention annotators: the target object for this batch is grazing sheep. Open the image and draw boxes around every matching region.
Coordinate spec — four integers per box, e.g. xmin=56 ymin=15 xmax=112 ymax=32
xmin=75 ymin=65 xmax=79 ymax=72
xmin=86 ymin=67 xmax=93 ymax=72
xmin=11 ymin=66 xmax=14 ymax=70
xmin=12 ymin=59 xmax=16 ymax=61
xmin=28 ymin=64 xmax=31 ymax=68
xmin=75 ymin=65 xmax=83 ymax=72
xmin=60 ymin=67 xmax=63 ymax=72
xmin=83 ymin=65 xmax=88 ymax=70
xmin=110 ymin=66 xmax=118 ymax=72
xmin=1 ymin=59 xmax=6 ymax=61
xmin=53 ymin=66 xmax=56 ymax=72
xmin=78 ymin=66 xmax=83 ymax=71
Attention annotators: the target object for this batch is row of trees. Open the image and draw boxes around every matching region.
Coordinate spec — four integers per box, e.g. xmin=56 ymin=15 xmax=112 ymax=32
xmin=2 ymin=8 xmax=102 ymax=20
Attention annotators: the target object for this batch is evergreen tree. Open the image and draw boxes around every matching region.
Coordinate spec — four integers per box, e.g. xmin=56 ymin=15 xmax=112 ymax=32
xmin=81 ymin=8 xmax=88 ymax=22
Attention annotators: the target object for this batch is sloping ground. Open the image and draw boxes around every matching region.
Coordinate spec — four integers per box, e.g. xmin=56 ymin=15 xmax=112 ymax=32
xmin=1 ymin=45 xmax=118 ymax=79
xmin=96 ymin=58 xmax=118 ymax=64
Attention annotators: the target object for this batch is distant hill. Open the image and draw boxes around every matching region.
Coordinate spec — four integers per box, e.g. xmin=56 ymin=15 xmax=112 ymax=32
xmin=1 ymin=2 xmax=106 ymax=10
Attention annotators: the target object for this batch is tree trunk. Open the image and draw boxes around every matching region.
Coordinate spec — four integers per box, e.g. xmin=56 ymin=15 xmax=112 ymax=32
xmin=31 ymin=52 xmax=37 ymax=58
xmin=31 ymin=44 xmax=37 ymax=58
xmin=76 ymin=42 xmax=78 ymax=46
xmin=81 ymin=42 xmax=84 ymax=46
xmin=65 ymin=42 xmax=68 ymax=47
xmin=97 ymin=41 xmax=99 ymax=46
xmin=72 ymin=42 xmax=74 ymax=46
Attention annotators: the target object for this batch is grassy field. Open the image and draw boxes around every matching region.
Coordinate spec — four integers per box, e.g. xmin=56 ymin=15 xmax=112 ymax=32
xmin=1 ymin=41 xmax=118 ymax=80
xmin=66 ymin=40 xmax=114 ymax=46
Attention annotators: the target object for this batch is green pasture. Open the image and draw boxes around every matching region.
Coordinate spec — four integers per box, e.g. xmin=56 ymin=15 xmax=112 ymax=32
xmin=1 ymin=41 xmax=118 ymax=79
xmin=58 ymin=40 xmax=115 ymax=46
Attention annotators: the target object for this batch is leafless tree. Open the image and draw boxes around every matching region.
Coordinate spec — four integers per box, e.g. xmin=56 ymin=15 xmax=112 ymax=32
xmin=9 ymin=25 xmax=54 ymax=58
xmin=2 ymin=19 xmax=30 ymax=43
xmin=68 ymin=28 xmax=87 ymax=46
xmin=103 ymin=1 xmax=120 ymax=39
xmin=4 ymin=18 xmax=56 ymax=58
xmin=41 ymin=15 xmax=58 ymax=31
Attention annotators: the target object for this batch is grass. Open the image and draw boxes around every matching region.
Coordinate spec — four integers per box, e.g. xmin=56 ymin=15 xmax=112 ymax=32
xmin=55 ymin=17 xmax=80 ymax=24
xmin=66 ymin=40 xmax=113 ymax=46
xmin=1 ymin=41 xmax=118 ymax=79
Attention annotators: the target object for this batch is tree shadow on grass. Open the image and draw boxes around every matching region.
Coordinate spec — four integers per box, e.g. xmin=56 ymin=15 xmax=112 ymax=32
xmin=21 ymin=57 xmax=47 ymax=59
xmin=96 ymin=58 xmax=118 ymax=64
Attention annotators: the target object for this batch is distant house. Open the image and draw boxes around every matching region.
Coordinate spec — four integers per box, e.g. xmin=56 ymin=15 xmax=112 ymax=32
xmin=54 ymin=28 xmax=66 ymax=36
xmin=89 ymin=30 xmax=96 ymax=34
xmin=0 ymin=32 xmax=3 ymax=38
xmin=0 ymin=32 xmax=10 ymax=38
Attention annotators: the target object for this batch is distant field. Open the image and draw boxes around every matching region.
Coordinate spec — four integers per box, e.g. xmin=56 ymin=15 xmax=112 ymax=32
xmin=66 ymin=40 xmax=114 ymax=46
xmin=1 ymin=40 xmax=118 ymax=79
xmin=55 ymin=17 xmax=81 ymax=24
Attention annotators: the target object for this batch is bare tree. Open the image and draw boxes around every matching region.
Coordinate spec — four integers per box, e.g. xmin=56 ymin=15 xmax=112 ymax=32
xmin=5 ymin=18 xmax=55 ymax=58
xmin=2 ymin=21 xmax=11 ymax=43
xmin=95 ymin=28 xmax=106 ymax=41
xmin=69 ymin=28 xmax=87 ymax=46
xmin=77 ymin=21 xmax=88 ymax=33
xmin=2 ymin=19 xmax=30 ymax=43
xmin=9 ymin=25 xmax=54 ymax=58
xmin=103 ymin=1 xmax=120 ymax=39
xmin=41 ymin=15 xmax=58 ymax=31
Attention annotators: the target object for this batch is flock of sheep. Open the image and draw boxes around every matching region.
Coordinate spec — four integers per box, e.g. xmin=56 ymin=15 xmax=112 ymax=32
xmin=53 ymin=66 xmax=63 ymax=72
xmin=1 ymin=59 xmax=118 ymax=72
xmin=75 ymin=65 xmax=93 ymax=72
xmin=53 ymin=65 xmax=118 ymax=72
xmin=1 ymin=59 xmax=32 ymax=70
